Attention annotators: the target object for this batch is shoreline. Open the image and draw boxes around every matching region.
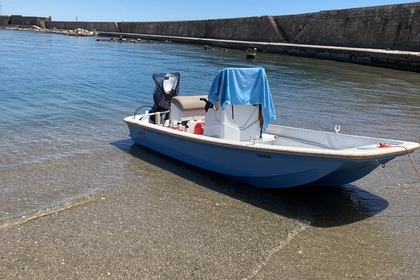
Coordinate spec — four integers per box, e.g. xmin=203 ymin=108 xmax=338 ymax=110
xmin=1 ymin=144 xmax=419 ymax=278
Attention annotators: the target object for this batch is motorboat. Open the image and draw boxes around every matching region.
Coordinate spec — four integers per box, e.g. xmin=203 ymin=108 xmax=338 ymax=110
xmin=124 ymin=68 xmax=419 ymax=188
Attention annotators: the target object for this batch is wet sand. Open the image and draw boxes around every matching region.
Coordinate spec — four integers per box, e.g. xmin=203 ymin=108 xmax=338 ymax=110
xmin=0 ymin=141 xmax=419 ymax=279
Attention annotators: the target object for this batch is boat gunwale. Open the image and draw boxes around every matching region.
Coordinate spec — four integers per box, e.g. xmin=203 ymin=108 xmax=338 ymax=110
xmin=124 ymin=116 xmax=419 ymax=160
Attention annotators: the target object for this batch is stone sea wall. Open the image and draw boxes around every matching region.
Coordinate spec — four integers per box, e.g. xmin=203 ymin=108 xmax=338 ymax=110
xmin=0 ymin=16 xmax=10 ymax=26
xmin=43 ymin=2 xmax=420 ymax=51
xmin=2 ymin=3 xmax=420 ymax=51
xmin=116 ymin=16 xmax=286 ymax=43
xmin=48 ymin=21 xmax=119 ymax=32
xmin=0 ymin=15 xmax=50 ymax=29
xmin=276 ymin=4 xmax=420 ymax=50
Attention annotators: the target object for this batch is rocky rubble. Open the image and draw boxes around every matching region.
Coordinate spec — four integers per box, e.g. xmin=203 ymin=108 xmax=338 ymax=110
xmin=3 ymin=25 xmax=96 ymax=36
xmin=45 ymin=28 xmax=96 ymax=36
xmin=96 ymin=36 xmax=159 ymax=44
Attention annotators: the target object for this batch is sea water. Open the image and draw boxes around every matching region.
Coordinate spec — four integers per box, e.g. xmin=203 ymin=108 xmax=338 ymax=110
xmin=0 ymin=29 xmax=419 ymax=223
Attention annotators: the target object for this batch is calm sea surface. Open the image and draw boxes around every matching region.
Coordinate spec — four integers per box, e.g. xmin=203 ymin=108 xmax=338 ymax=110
xmin=0 ymin=29 xmax=419 ymax=223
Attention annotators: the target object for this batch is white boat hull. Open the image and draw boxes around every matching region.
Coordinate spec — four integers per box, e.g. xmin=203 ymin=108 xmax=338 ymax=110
xmin=124 ymin=116 xmax=418 ymax=188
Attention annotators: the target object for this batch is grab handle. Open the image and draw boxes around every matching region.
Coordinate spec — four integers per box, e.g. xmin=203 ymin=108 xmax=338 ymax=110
xmin=200 ymin=98 xmax=214 ymax=112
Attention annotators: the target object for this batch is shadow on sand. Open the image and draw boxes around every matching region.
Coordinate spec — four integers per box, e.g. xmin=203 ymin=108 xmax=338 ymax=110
xmin=112 ymin=139 xmax=389 ymax=228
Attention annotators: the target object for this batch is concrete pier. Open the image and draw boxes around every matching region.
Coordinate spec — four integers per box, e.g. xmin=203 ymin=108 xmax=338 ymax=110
xmin=97 ymin=31 xmax=420 ymax=72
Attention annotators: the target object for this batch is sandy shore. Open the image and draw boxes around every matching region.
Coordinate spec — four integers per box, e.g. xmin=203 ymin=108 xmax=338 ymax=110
xmin=0 ymin=143 xmax=419 ymax=279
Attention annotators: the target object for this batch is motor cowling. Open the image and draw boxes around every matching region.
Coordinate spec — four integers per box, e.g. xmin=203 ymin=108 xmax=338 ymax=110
xmin=150 ymin=73 xmax=180 ymax=123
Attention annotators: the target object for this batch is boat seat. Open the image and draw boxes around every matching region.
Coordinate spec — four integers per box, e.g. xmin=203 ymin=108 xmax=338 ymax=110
xmin=171 ymin=95 xmax=207 ymax=110
xmin=171 ymin=95 xmax=207 ymax=121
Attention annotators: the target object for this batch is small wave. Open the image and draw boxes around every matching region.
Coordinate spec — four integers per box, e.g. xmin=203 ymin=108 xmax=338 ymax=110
xmin=0 ymin=194 xmax=101 ymax=230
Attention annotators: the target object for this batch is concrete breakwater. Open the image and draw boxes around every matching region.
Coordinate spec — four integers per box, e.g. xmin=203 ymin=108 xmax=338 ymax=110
xmin=44 ymin=3 xmax=420 ymax=51
xmin=2 ymin=2 xmax=420 ymax=71
xmin=96 ymin=32 xmax=420 ymax=72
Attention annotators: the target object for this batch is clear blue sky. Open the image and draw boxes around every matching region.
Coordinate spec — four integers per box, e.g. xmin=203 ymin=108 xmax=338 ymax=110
xmin=0 ymin=0 xmax=418 ymax=22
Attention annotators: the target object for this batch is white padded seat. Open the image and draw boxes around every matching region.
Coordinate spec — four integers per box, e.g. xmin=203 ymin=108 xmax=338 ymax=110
xmin=170 ymin=95 xmax=207 ymax=121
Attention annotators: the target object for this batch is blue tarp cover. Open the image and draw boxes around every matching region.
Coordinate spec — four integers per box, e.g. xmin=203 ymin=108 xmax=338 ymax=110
xmin=207 ymin=67 xmax=276 ymax=131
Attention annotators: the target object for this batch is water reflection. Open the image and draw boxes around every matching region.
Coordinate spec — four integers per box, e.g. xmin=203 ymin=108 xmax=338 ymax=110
xmin=112 ymin=140 xmax=388 ymax=228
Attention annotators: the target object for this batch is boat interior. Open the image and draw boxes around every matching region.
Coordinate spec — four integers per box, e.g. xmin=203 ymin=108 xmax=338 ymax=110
xmin=135 ymin=72 xmax=406 ymax=152
xmin=144 ymin=72 xmax=270 ymax=143
xmin=140 ymin=94 xmax=400 ymax=152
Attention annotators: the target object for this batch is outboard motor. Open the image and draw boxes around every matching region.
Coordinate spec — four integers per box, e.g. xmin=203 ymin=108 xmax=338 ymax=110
xmin=149 ymin=72 xmax=180 ymax=123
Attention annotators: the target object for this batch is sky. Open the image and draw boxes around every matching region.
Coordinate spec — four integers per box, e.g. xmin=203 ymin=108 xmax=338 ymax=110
xmin=0 ymin=0 xmax=419 ymax=22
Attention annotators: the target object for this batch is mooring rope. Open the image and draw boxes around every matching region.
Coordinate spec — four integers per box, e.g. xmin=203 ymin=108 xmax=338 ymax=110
xmin=403 ymin=146 xmax=420 ymax=178
xmin=380 ymin=143 xmax=420 ymax=178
